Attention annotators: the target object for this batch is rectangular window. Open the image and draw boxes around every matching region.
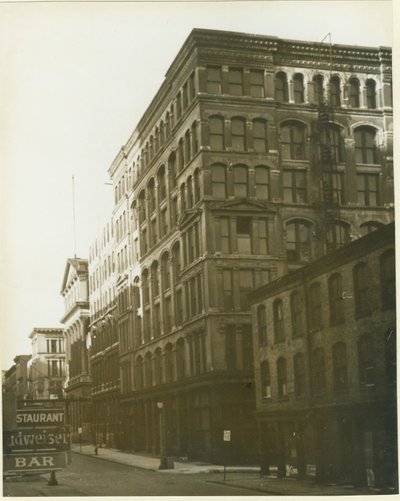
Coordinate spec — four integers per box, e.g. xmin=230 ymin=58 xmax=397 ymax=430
xmin=357 ymin=174 xmax=378 ymax=206
xmin=283 ymin=170 xmax=307 ymax=203
xmin=160 ymin=208 xmax=168 ymax=237
xmin=258 ymin=220 xmax=268 ymax=254
xmin=323 ymin=173 xmax=345 ymax=204
xmin=239 ymin=270 xmax=254 ymax=310
xmin=220 ymin=217 xmax=230 ymax=253
xmin=228 ymin=68 xmax=243 ymax=96
xmin=222 ymin=270 xmax=233 ymax=310
xmin=225 ymin=331 xmax=237 ymax=369
xmin=249 ymin=70 xmax=265 ymax=97
xmin=206 ymin=66 xmax=221 ymax=94
xmin=176 ymin=289 xmax=183 ymax=325
xmin=237 ymin=217 xmax=252 ymax=254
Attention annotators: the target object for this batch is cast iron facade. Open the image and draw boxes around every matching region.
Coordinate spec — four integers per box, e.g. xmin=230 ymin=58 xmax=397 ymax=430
xmin=92 ymin=28 xmax=393 ymax=462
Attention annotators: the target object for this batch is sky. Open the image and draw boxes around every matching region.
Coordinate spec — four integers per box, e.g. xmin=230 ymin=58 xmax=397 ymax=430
xmin=0 ymin=0 xmax=395 ymax=369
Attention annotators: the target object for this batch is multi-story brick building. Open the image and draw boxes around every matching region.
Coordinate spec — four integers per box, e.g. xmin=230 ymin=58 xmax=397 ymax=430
xmin=100 ymin=28 xmax=392 ymax=462
xmin=248 ymin=223 xmax=396 ymax=489
xmin=60 ymin=257 xmax=92 ymax=441
xmin=27 ymin=328 xmax=66 ymax=400
xmin=3 ymin=355 xmax=31 ymax=399
xmin=88 ymin=220 xmax=121 ymax=447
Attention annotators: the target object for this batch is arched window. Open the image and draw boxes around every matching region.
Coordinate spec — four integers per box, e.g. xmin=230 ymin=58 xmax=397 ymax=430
xmin=277 ymin=358 xmax=287 ymax=398
xmin=380 ymin=249 xmax=395 ymax=310
xmin=154 ymin=348 xmax=162 ymax=385
xmin=280 ymin=121 xmax=306 ymax=160
xmin=294 ymin=353 xmax=306 ymax=396
xmin=180 ymin=183 xmax=186 ymax=212
xmin=176 ymin=338 xmax=185 ymax=379
xmin=172 ymin=242 xmax=181 ymax=283
xmin=142 ymin=269 xmax=150 ymax=306
xmin=233 ymin=165 xmax=248 ymax=198
xmin=135 ymin=356 xmax=144 ymax=390
xmin=159 ymin=121 xmax=165 ymax=146
xmin=257 ymin=304 xmax=267 ymax=345
xmin=358 ymin=335 xmax=375 ymax=386
xmin=273 ymin=299 xmax=285 ymax=343
xmin=231 ymin=117 xmax=246 ymax=151
xmin=211 ymin=164 xmax=227 ymax=198
xmin=312 ymin=348 xmax=326 ymax=393
xmin=320 ymin=125 xmax=345 ymax=163
xmin=275 ymin=72 xmax=289 ymax=102
xmin=165 ymin=344 xmax=174 ymax=383
xmin=290 ymin=290 xmax=304 ymax=338
xmin=151 ymin=261 xmax=159 ymax=299
xmin=354 ymin=126 xmax=377 ymax=164
xmin=313 ymin=74 xmax=324 ymax=105
xmin=329 ymin=76 xmax=341 ymax=106
xmin=178 ymin=139 xmax=184 ymax=170
xmin=187 ymin=175 xmax=193 ymax=208
xmin=255 ymin=166 xmax=269 ymax=200
xmin=333 ymin=342 xmax=348 ymax=392
xmin=168 ymin=152 xmax=177 ymax=189
xmin=193 ymin=169 xmax=200 ymax=203
xmin=145 ymin=352 xmax=153 ymax=387
xmin=328 ymin=273 xmax=344 ymax=325
xmin=349 ymin=78 xmax=360 ymax=107
xmin=147 ymin=178 xmax=156 ymax=214
xmin=260 ymin=361 xmax=271 ymax=399
xmin=293 ymin=73 xmax=304 ymax=103
xmin=326 ymin=222 xmax=351 ymax=252
xmin=309 ymin=282 xmax=322 ymax=331
xmin=286 ymin=220 xmax=311 ymax=262
xmin=366 ymin=79 xmax=377 ymax=109
xmin=192 ymin=121 xmax=199 ymax=153
xmin=353 ymin=262 xmax=371 ymax=318
xmin=253 ymin=119 xmax=268 ymax=153
xmin=157 ymin=165 xmax=166 ymax=201
xmin=209 ymin=116 xmax=224 ymax=150
xmin=138 ymin=190 xmax=146 ymax=225
xmin=149 ymin=135 xmax=154 ymax=159
xmin=185 ymin=130 xmax=191 ymax=162
xmin=161 ymin=253 xmax=170 ymax=291
xmin=165 ymin=112 xmax=171 ymax=137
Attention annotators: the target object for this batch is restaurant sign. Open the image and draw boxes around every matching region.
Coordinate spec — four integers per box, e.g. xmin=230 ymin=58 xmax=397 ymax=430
xmin=16 ymin=409 xmax=65 ymax=427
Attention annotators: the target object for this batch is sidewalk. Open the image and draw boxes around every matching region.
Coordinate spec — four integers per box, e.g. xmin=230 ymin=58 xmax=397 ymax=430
xmin=71 ymin=443 xmax=258 ymax=474
xmin=70 ymin=444 xmax=389 ymax=496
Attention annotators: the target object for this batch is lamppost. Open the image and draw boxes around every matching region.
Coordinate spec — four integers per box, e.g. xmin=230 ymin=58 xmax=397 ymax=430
xmin=157 ymin=401 xmax=174 ymax=469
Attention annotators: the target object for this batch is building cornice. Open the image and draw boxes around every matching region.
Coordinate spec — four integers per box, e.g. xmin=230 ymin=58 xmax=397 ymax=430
xmin=248 ymin=222 xmax=394 ymax=302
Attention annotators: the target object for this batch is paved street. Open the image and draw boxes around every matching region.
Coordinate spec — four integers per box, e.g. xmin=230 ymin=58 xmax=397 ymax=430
xmin=3 ymin=452 xmax=261 ymax=496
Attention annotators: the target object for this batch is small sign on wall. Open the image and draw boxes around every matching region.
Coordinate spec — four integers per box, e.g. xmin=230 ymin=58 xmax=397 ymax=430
xmin=223 ymin=430 xmax=231 ymax=442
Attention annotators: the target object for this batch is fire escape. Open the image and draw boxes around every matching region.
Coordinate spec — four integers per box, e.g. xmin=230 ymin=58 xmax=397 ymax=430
xmin=316 ymin=34 xmax=341 ymax=253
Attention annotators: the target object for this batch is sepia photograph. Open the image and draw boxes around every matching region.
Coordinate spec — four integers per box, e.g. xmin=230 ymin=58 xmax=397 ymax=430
xmin=1 ymin=0 xmax=397 ymax=496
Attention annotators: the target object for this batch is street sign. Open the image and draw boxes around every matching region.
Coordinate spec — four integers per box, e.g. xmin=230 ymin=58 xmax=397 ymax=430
xmin=16 ymin=409 xmax=65 ymax=427
xmin=223 ymin=430 xmax=231 ymax=442
xmin=3 ymin=426 xmax=71 ymax=453
xmin=3 ymin=452 xmax=67 ymax=474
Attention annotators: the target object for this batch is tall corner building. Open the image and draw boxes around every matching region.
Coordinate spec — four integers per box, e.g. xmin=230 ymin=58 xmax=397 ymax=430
xmin=94 ymin=28 xmax=393 ymax=462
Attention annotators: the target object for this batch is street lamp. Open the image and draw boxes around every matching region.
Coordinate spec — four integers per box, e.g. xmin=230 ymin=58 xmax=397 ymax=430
xmin=157 ymin=401 xmax=173 ymax=470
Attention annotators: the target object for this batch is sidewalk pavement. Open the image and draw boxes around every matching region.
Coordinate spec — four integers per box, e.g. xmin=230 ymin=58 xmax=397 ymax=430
xmin=70 ymin=443 xmax=389 ymax=496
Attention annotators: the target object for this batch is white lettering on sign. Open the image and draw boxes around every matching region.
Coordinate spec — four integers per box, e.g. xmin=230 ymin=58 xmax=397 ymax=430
xmin=16 ymin=411 xmax=64 ymax=425
xmin=12 ymin=456 xmax=55 ymax=468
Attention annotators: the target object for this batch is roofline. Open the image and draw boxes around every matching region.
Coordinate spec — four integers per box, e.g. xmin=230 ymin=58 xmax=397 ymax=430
xmin=107 ymin=27 xmax=392 ymax=174
xmin=248 ymin=222 xmax=395 ymax=302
